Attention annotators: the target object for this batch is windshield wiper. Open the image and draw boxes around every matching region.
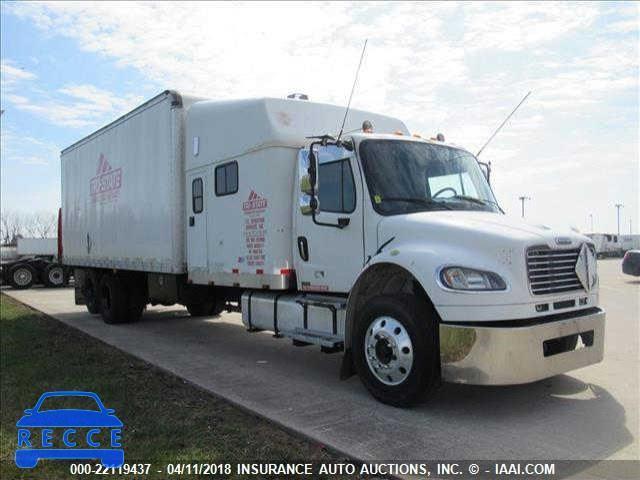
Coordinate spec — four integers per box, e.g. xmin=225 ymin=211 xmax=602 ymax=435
xmin=447 ymin=195 xmax=489 ymax=205
xmin=381 ymin=197 xmax=453 ymax=210
xmin=445 ymin=195 xmax=504 ymax=212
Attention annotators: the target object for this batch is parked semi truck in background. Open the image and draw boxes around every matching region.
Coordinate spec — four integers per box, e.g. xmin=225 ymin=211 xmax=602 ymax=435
xmin=61 ymin=90 xmax=605 ymax=406
xmin=1 ymin=237 xmax=69 ymax=289
xmin=587 ymin=233 xmax=640 ymax=258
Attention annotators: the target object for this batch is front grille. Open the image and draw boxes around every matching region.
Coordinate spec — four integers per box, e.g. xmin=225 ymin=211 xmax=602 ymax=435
xmin=526 ymin=247 xmax=583 ymax=295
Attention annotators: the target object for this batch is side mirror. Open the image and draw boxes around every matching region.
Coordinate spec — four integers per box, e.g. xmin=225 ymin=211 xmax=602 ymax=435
xmin=478 ymin=161 xmax=491 ymax=184
xmin=105 ymin=409 xmax=115 ymax=414
xmin=298 ymin=150 xmax=317 ymax=195
xmin=24 ymin=409 xmax=34 ymax=414
xmin=299 ymin=194 xmax=318 ymax=215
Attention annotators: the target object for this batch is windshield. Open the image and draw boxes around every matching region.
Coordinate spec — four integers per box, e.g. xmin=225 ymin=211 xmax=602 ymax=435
xmin=358 ymin=139 xmax=500 ymax=215
xmin=37 ymin=395 xmax=101 ymax=412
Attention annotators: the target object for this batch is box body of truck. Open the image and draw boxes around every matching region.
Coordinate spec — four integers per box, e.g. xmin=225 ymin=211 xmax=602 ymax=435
xmin=61 ymin=91 xmax=203 ymax=274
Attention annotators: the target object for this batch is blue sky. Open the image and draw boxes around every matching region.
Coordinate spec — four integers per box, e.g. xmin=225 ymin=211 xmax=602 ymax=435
xmin=1 ymin=1 xmax=638 ymax=234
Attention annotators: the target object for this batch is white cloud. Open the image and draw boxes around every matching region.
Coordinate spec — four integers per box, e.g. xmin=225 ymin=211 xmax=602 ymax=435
xmin=1 ymin=60 xmax=37 ymax=82
xmin=1 ymin=59 xmax=37 ymax=93
xmin=4 ymin=85 xmax=142 ymax=128
xmin=2 ymin=1 xmax=638 ymax=231
xmin=1 ymin=128 xmax=60 ymax=165
xmin=607 ymin=19 xmax=639 ymax=34
xmin=462 ymin=2 xmax=600 ymax=52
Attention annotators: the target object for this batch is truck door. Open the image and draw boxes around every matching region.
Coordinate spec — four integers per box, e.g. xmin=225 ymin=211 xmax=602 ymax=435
xmin=187 ymin=171 xmax=208 ymax=274
xmin=294 ymin=146 xmax=364 ymax=293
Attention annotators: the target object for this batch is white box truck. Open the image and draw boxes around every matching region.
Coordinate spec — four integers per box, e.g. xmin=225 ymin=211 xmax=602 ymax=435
xmin=61 ymin=90 xmax=605 ymax=406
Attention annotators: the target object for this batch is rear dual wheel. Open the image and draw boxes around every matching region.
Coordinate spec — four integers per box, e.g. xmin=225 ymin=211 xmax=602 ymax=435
xmin=82 ymin=275 xmax=101 ymax=314
xmin=186 ymin=300 xmax=223 ymax=317
xmin=98 ymin=274 xmax=146 ymax=324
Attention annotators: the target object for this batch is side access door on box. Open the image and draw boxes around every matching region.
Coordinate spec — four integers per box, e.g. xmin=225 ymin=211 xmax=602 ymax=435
xmin=187 ymin=169 xmax=208 ymax=281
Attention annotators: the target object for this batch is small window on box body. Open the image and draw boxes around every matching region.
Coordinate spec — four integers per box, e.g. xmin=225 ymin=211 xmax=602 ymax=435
xmin=192 ymin=178 xmax=203 ymax=213
xmin=215 ymin=162 xmax=238 ymax=196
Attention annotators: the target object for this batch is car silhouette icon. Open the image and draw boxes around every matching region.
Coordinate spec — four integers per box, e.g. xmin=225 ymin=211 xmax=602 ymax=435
xmin=15 ymin=391 xmax=123 ymax=468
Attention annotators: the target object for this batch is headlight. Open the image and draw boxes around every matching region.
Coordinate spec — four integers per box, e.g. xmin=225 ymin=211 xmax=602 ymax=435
xmin=440 ymin=267 xmax=507 ymax=291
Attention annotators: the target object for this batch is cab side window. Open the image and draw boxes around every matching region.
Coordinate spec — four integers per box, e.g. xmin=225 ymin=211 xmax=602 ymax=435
xmin=318 ymin=159 xmax=356 ymax=213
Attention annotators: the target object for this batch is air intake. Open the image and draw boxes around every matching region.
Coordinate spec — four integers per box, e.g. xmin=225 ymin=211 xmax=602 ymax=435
xmin=526 ymin=247 xmax=583 ymax=295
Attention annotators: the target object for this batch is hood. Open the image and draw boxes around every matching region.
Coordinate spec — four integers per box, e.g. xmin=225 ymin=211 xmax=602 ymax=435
xmin=377 ymin=211 xmax=591 ymax=249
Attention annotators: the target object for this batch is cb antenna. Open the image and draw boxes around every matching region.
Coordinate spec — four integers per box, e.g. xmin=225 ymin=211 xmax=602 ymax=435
xmin=337 ymin=39 xmax=368 ymax=141
xmin=476 ymin=91 xmax=531 ymax=157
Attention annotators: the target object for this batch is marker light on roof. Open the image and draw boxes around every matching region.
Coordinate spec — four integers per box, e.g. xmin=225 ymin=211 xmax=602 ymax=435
xmin=394 ymin=130 xmax=404 ymax=135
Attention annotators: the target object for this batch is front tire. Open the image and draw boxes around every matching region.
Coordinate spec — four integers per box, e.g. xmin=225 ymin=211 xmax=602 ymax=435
xmin=353 ymin=294 xmax=439 ymax=407
xmin=9 ymin=264 xmax=36 ymax=289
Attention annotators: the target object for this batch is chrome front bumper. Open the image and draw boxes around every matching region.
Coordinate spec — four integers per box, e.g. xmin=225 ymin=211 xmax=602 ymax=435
xmin=439 ymin=308 xmax=605 ymax=385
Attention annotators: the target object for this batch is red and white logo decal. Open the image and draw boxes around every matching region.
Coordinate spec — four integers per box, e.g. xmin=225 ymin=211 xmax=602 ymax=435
xmin=242 ymin=190 xmax=268 ymax=212
xmin=90 ymin=153 xmax=122 ymax=202
xmin=242 ymin=191 xmax=268 ymax=267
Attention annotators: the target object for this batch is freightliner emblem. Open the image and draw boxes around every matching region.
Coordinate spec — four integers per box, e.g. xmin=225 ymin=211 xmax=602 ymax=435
xmin=575 ymin=244 xmax=597 ymax=292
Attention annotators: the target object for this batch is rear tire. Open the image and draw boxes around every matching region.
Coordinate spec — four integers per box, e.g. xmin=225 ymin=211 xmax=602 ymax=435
xmin=99 ymin=274 xmax=130 ymax=324
xmin=9 ymin=264 xmax=36 ymax=289
xmin=42 ymin=264 xmax=67 ymax=288
xmin=82 ymin=276 xmax=101 ymax=314
xmin=186 ymin=300 xmax=222 ymax=317
xmin=124 ymin=274 xmax=147 ymax=323
xmin=352 ymin=294 xmax=439 ymax=407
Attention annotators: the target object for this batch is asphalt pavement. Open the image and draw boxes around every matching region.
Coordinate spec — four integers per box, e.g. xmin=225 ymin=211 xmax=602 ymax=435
xmin=3 ymin=259 xmax=638 ymax=478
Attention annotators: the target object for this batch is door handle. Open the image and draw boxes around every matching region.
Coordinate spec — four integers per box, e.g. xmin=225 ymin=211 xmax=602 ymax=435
xmin=297 ymin=236 xmax=309 ymax=261
xmin=189 ymin=216 xmax=195 ymax=227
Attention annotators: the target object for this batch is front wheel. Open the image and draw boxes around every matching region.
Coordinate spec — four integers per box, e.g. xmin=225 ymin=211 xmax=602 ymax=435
xmin=353 ymin=294 xmax=439 ymax=407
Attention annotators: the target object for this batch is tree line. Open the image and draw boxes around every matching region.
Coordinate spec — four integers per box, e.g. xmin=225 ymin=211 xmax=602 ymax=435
xmin=1 ymin=211 xmax=58 ymax=245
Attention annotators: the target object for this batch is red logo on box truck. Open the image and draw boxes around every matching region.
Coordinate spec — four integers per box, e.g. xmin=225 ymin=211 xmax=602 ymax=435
xmin=90 ymin=154 xmax=122 ymax=203
xmin=242 ymin=190 xmax=267 ymax=212
xmin=243 ymin=191 xmax=267 ymax=267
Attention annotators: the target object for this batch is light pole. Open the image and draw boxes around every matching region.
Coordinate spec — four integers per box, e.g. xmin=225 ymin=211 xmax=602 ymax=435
xmin=589 ymin=213 xmax=594 ymax=232
xmin=615 ymin=204 xmax=623 ymax=235
xmin=518 ymin=196 xmax=531 ymax=218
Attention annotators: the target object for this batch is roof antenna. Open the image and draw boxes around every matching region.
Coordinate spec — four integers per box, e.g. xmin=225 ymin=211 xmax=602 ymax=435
xmin=337 ymin=39 xmax=368 ymax=142
xmin=476 ymin=91 xmax=531 ymax=157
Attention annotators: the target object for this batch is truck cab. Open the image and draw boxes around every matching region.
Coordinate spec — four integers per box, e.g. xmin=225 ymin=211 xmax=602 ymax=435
xmin=290 ymin=131 xmax=604 ymax=404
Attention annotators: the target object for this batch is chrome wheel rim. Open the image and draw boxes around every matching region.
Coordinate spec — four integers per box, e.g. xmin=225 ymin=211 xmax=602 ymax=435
xmin=364 ymin=316 xmax=413 ymax=386
xmin=13 ymin=268 xmax=33 ymax=286
xmin=48 ymin=267 xmax=64 ymax=285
